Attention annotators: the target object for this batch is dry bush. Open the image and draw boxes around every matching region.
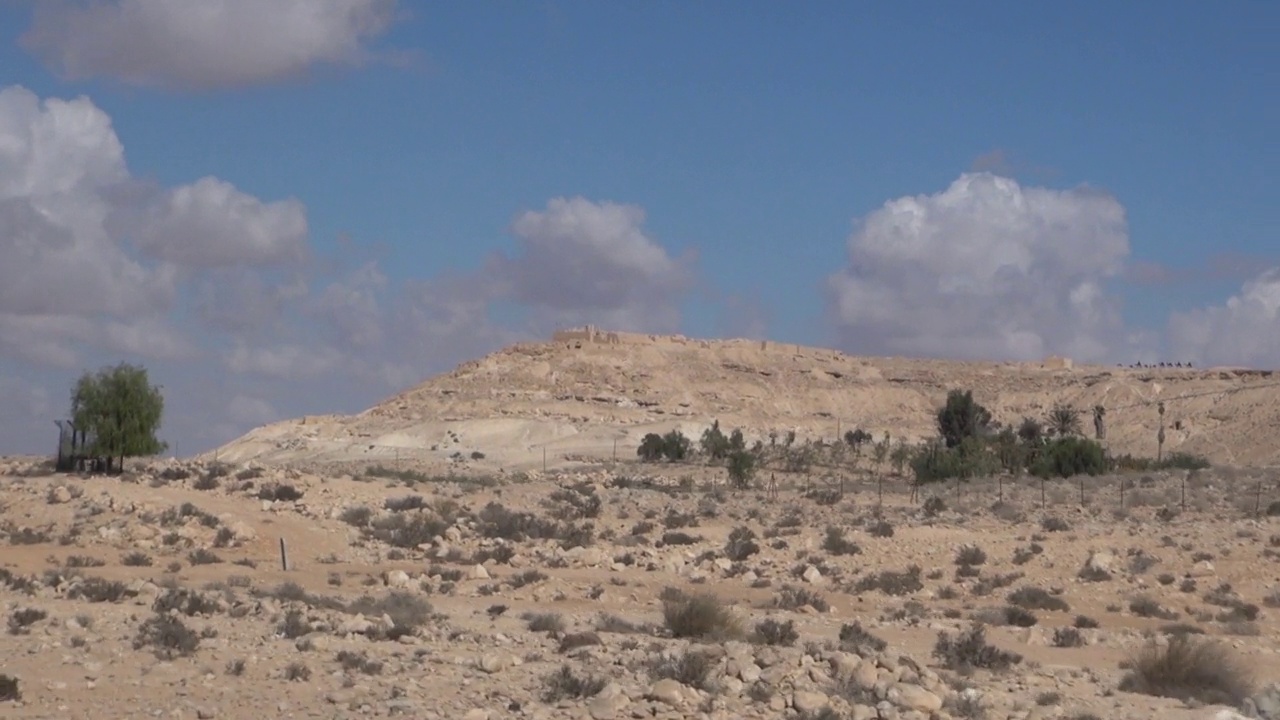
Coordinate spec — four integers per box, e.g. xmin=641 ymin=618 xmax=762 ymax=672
xmin=256 ymin=483 xmax=304 ymax=502
xmin=523 ymin=612 xmax=565 ymax=634
xmin=1053 ymin=627 xmax=1085 ymax=647
xmin=121 ymin=551 xmax=153 ymax=567
xmin=0 ymin=674 xmax=19 ymax=701
xmin=933 ymin=624 xmax=1022 ymax=672
xmin=384 ymin=495 xmax=427 ymax=512
xmin=336 ymin=650 xmax=383 ymax=675
xmin=346 ymin=591 xmax=433 ymax=638
xmin=1119 ymin=635 xmax=1255 ymax=707
xmin=752 ymin=618 xmax=798 ymax=646
xmin=955 ymin=544 xmax=987 ymax=566
xmin=557 ymin=632 xmax=602 ymax=653
xmin=822 ymin=526 xmax=861 ymax=556
xmin=773 ymin=585 xmax=830 ymax=612
xmin=541 ymin=665 xmax=606 ymax=702
xmin=1129 ymin=595 xmax=1179 ymax=620
xmin=854 ymin=565 xmax=923 ymax=596
xmin=7 ymin=608 xmax=46 ymax=635
xmin=187 ymin=549 xmax=223 ymax=565
xmin=973 ymin=605 xmax=1038 ymax=627
xmin=283 ymin=662 xmax=311 ymax=681
xmin=1007 ymin=586 xmax=1070 ymax=612
xmin=133 ymin=613 xmax=200 ymax=659
xmin=648 ymin=648 xmax=716 ymax=690
xmin=838 ymin=621 xmax=887 ymax=655
xmin=662 ymin=588 xmax=743 ymax=640
xmin=66 ymin=577 xmax=134 ymax=603
xmin=725 ymin=526 xmax=761 ymax=561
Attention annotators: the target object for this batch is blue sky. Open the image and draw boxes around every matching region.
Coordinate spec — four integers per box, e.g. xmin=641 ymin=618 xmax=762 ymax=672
xmin=0 ymin=1 xmax=1277 ymax=456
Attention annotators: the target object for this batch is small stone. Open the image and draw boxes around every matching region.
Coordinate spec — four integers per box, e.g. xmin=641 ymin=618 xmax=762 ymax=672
xmin=888 ymin=683 xmax=942 ymax=713
xmin=646 ymin=679 xmax=686 ymax=707
xmin=792 ymin=690 xmax=830 ymax=714
xmin=470 ymin=564 xmax=490 ymax=580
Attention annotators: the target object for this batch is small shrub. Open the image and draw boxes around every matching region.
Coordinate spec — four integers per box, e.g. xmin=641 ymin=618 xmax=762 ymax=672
xmin=257 ymin=484 xmax=304 ymax=502
xmin=339 ymin=506 xmax=373 ymax=527
xmin=1053 ymin=627 xmax=1084 ymax=647
xmin=541 ymin=665 xmax=606 ymax=702
xmin=648 ymin=649 xmax=715 ymax=690
xmin=7 ymin=608 xmax=47 ymax=635
xmin=838 ymin=621 xmax=887 ymax=655
xmin=854 ymin=565 xmax=923 ymax=596
xmin=1119 ymin=635 xmax=1254 ymax=706
xmin=335 ymin=650 xmax=383 ymax=675
xmin=661 ymin=531 xmax=702 ymax=546
xmin=557 ymin=632 xmax=602 ymax=653
xmin=725 ymin=526 xmax=760 ymax=561
xmin=933 ymin=624 xmax=1022 ymax=672
xmin=67 ymin=577 xmax=133 ymax=603
xmin=524 ymin=612 xmax=565 ymax=634
xmin=508 ymin=569 xmax=548 ymax=589
xmin=1040 ymin=516 xmax=1071 ymax=532
xmin=64 ymin=555 xmax=105 ymax=568
xmin=1129 ymin=595 xmax=1179 ymax=620
xmin=133 ymin=614 xmax=200 ymax=659
xmin=187 ymin=549 xmax=223 ymax=565
xmin=278 ymin=609 xmax=311 ymax=639
xmin=283 ymin=662 xmax=311 ymax=681
xmin=822 ymin=526 xmax=862 ymax=556
xmin=662 ymin=589 xmax=743 ymax=640
xmin=0 ymin=674 xmax=19 ymax=701
xmin=1007 ymin=586 xmax=1070 ymax=612
xmin=1074 ymin=615 xmax=1100 ymax=629
xmin=868 ymin=519 xmax=895 ymax=538
xmin=384 ymin=495 xmax=428 ymax=512
xmin=225 ymin=659 xmax=246 ymax=676
xmin=773 ymin=585 xmax=829 ymax=612
xmin=752 ymin=618 xmax=798 ymax=646
xmin=121 ymin=551 xmax=153 ymax=567
xmin=955 ymin=544 xmax=987 ymax=566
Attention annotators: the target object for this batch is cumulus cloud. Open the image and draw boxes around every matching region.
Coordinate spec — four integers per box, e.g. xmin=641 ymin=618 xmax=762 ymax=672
xmin=827 ymin=172 xmax=1132 ymax=362
xmin=1168 ymin=269 xmax=1280 ymax=369
xmin=133 ymin=177 xmax=308 ymax=267
xmin=487 ymin=197 xmax=694 ymax=332
xmin=0 ymin=84 xmax=310 ymax=370
xmin=22 ymin=0 xmax=400 ymax=91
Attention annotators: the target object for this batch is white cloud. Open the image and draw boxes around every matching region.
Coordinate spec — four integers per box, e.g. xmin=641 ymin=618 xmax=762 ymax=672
xmin=22 ymin=0 xmax=400 ymax=91
xmin=225 ymin=342 xmax=345 ymax=380
xmin=487 ymin=196 xmax=694 ymax=332
xmin=134 ymin=177 xmax=308 ymax=267
xmin=826 ymin=172 xmax=1133 ymax=362
xmin=227 ymin=394 xmax=278 ymax=426
xmin=1168 ymin=269 xmax=1280 ymax=369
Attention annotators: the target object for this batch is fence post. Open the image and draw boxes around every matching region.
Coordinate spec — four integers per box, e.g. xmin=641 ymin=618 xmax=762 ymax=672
xmin=955 ymin=478 xmax=961 ymax=504
xmin=279 ymin=538 xmax=289 ymax=571
xmin=1181 ymin=474 xmax=1186 ymax=512
xmin=1079 ymin=475 xmax=1084 ymax=506
xmin=1119 ymin=477 xmax=1125 ymax=510
xmin=877 ymin=474 xmax=883 ymax=506
xmin=1255 ymin=481 xmax=1262 ymax=517
xmin=998 ymin=474 xmax=1003 ymax=504
xmin=1040 ymin=478 xmax=1046 ymax=510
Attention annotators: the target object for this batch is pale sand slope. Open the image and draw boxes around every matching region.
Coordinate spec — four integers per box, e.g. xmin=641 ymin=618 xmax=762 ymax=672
xmin=204 ymin=332 xmax=1280 ymax=472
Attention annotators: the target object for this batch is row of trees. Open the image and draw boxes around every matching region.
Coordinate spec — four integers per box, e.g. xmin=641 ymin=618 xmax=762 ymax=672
xmin=636 ymin=389 xmax=1206 ymax=489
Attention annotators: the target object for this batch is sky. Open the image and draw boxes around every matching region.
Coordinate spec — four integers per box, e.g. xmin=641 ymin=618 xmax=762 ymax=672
xmin=0 ymin=1 xmax=1277 ymax=457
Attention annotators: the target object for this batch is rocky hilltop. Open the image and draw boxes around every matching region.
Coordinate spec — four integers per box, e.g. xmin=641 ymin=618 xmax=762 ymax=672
xmin=207 ymin=330 xmax=1280 ymax=471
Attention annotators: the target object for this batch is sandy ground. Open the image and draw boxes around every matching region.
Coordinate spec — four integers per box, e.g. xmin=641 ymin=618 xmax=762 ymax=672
xmin=1 ymin=454 xmax=1278 ymax=719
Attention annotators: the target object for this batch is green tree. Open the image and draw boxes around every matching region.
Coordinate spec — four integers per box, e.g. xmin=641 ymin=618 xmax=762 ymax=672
xmin=637 ymin=433 xmax=666 ymax=462
xmin=889 ymin=441 xmax=911 ymax=476
xmin=700 ymin=420 xmax=731 ymax=460
xmin=661 ymin=430 xmax=691 ymax=462
xmin=71 ymin=363 xmax=166 ymax=473
xmin=1029 ymin=436 xmax=1107 ymax=479
xmin=727 ymin=450 xmax=756 ymax=489
xmin=728 ymin=428 xmax=746 ymax=452
xmin=936 ymin=390 xmax=992 ymax=448
xmin=1017 ymin=416 xmax=1044 ymax=444
xmin=1046 ymin=404 xmax=1082 ymax=437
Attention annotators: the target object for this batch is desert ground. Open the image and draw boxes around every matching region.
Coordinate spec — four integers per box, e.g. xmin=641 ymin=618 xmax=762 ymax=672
xmin=2 ymin=333 xmax=1279 ymax=719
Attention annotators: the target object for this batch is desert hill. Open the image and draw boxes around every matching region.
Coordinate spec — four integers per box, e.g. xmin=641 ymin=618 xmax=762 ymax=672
xmin=206 ymin=329 xmax=1280 ymax=471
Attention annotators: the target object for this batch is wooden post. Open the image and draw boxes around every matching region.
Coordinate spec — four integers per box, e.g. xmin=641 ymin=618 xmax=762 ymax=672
xmin=1079 ymin=475 xmax=1084 ymax=506
xmin=279 ymin=538 xmax=288 ymax=572
xmin=877 ymin=473 xmax=883 ymax=507
xmin=612 ymin=439 xmax=617 ymax=461
xmin=1119 ymin=477 xmax=1125 ymax=510
xmin=998 ymin=474 xmax=1003 ymax=504
xmin=1181 ymin=474 xmax=1186 ymax=511
xmin=1255 ymin=481 xmax=1262 ymax=516
xmin=1040 ymin=478 xmax=1046 ymax=510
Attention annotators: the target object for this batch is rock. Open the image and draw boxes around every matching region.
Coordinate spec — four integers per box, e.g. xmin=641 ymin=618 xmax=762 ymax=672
xmin=802 ymin=565 xmax=824 ymax=584
xmin=477 ymin=653 xmax=515 ymax=674
xmin=1190 ymin=560 xmax=1216 ymax=578
xmin=792 ymin=690 xmax=830 ymax=714
xmin=470 ymin=565 xmax=490 ymax=580
xmin=888 ymin=683 xmax=942 ymax=713
xmin=587 ymin=692 xmax=628 ymax=719
xmin=383 ymin=570 xmax=412 ymax=589
xmin=49 ymin=486 xmax=72 ymax=503
xmin=1247 ymin=683 xmax=1280 ymax=720
xmin=461 ymin=711 xmax=489 ymax=720
xmin=646 ymin=679 xmax=687 ymax=707
xmin=1079 ymin=551 xmax=1115 ymax=580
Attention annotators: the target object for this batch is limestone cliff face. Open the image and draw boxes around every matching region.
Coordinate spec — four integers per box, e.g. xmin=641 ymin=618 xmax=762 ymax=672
xmin=208 ymin=332 xmax=1280 ymax=470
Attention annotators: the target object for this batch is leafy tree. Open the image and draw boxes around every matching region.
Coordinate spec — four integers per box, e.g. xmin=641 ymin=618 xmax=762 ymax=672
xmin=70 ymin=363 xmax=166 ymax=473
xmin=727 ymin=450 xmax=756 ymax=489
xmin=1029 ymin=437 xmax=1107 ymax=479
xmin=936 ymin=390 xmax=993 ymax=448
xmin=1046 ymin=404 xmax=1082 ymax=438
xmin=889 ymin=441 xmax=911 ymax=476
xmin=911 ymin=437 xmax=998 ymax=484
xmin=638 ymin=433 xmax=666 ymax=462
xmin=728 ymin=428 xmax=746 ymax=452
xmin=843 ymin=428 xmax=872 ymax=449
xmin=700 ymin=420 xmax=731 ymax=460
xmin=1017 ymin=416 xmax=1044 ymax=444
xmin=661 ymin=430 xmax=691 ymax=462
xmin=872 ymin=432 xmax=890 ymax=472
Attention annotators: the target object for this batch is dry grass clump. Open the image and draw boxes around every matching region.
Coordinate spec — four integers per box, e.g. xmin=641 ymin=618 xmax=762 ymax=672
xmin=822 ymin=526 xmax=862 ymax=556
xmin=838 ymin=621 xmax=887 ymax=655
xmin=0 ymin=674 xmax=19 ymax=701
xmin=752 ymin=618 xmax=798 ymax=646
xmin=647 ymin=648 xmax=716 ymax=690
xmin=133 ymin=613 xmax=200 ymax=659
xmin=725 ymin=526 xmax=761 ymax=560
xmin=1007 ymin=586 xmax=1070 ymax=612
xmin=523 ymin=612 xmax=565 ymax=634
xmin=773 ymin=585 xmax=830 ymax=612
xmin=854 ymin=565 xmax=923 ymax=596
xmin=1119 ymin=635 xmax=1255 ymax=707
xmin=661 ymin=588 xmax=743 ymax=640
